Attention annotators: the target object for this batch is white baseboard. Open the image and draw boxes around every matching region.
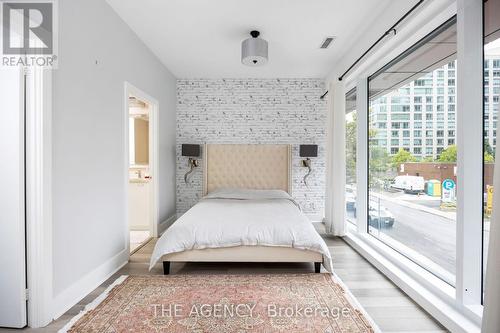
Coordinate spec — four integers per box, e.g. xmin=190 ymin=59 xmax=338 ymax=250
xmin=51 ymin=249 xmax=129 ymax=320
xmin=158 ymin=215 xmax=176 ymax=235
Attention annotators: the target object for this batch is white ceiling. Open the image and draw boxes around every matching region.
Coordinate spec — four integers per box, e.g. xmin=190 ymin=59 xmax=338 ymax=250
xmin=107 ymin=0 xmax=419 ymax=78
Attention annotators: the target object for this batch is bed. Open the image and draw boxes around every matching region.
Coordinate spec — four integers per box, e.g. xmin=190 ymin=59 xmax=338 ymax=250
xmin=149 ymin=144 xmax=332 ymax=274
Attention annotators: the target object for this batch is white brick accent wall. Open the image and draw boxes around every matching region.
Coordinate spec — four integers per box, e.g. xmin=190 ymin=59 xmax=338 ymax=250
xmin=176 ymin=79 xmax=327 ymax=220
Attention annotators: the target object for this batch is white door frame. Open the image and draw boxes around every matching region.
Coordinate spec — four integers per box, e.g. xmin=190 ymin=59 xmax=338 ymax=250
xmin=25 ymin=78 xmax=160 ymax=328
xmin=124 ymin=82 xmax=159 ymax=253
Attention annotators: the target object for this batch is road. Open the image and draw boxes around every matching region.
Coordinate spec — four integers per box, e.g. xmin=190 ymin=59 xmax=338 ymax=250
xmin=376 ymin=197 xmax=456 ymax=275
xmin=347 ymin=192 xmax=491 ymax=283
xmin=347 ymin=200 xmax=456 ymax=276
xmin=347 ymin=193 xmax=490 ymax=286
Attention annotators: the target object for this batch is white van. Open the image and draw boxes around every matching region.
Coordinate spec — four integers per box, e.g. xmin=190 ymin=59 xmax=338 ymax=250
xmin=391 ymin=175 xmax=425 ymax=194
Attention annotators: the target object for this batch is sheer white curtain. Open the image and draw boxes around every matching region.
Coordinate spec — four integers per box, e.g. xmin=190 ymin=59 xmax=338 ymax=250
xmin=482 ymin=151 xmax=500 ymax=332
xmin=324 ymin=81 xmax=346 ymax=235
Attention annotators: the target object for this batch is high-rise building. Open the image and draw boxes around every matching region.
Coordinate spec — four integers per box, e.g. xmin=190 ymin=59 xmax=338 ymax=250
xmin=369 ymin=61 xmax=457 ymax=159
xmin=485 ymin=57 xmax=500 ymax=150
xmin=369 ymin=58 xmax=500 ymax=159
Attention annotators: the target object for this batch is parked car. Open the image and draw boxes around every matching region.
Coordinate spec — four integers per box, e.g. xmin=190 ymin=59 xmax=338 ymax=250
xmin=391 ymin=175 xmax=425 ymax=194
xmin=368 ymin=200 xmax=395 ymax=228
xmin=346 ymin=187 xmax=356 ymax=211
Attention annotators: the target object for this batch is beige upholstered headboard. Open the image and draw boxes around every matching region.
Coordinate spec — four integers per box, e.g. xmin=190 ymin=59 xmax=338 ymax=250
xmin=203 ymin=144 xmax=291 ymax=195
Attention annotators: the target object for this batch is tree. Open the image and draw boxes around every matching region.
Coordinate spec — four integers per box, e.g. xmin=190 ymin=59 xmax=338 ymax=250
xmin=369 ymin=147 xmax=391 ymax=188
xmin=485 ymin=152 xmax=495 ymax=163
xmin=346 ymin=113 xmax=357 ymax=183
xmin=485 ymin=140 xmax=495 ymax=157
xmin=438 ymin=145 xmax=457 ymax=162
xmin=436 ymin=145 xmax=493 ymax=162
xmin=367 ymin=107 xmax=394 ymax=188
xmin=391 ymin=149 xmax=417 ymax=168
xmin=422 ymin=156 xmax=434 ymax=162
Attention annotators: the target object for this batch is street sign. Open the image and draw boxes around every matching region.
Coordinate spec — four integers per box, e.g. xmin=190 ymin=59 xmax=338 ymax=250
xmin=442 ymin=179 xmax=456 ymax=203
xmin=486 ymin=185 xmax=494 ymax=214
xmin=442 ymin=179 xmax=455 ymax=190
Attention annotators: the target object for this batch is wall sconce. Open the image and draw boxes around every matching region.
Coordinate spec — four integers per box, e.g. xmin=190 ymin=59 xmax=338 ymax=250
xmin=300 ymin=144 xmax=318 ymax=186
xmin=182 ymin=144 xmax=200 ymax=183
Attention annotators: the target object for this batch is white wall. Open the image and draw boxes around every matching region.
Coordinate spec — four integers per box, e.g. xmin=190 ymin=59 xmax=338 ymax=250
xmin=176 ymin=79 xmax=327 ymax=220
xmin=0 ymin=68 xmax=27 ymax=328
xmin=51 ymin=0 xmax=176 ymax=309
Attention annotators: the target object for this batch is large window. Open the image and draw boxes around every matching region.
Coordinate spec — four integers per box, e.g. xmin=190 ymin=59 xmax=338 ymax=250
xmin=343 ymin=4 xmax=491 ymax=328
xmin=483 ymin=0 xmax=500 ymax=301
xmin=368 ymin=18 xmax=457 ymax=285
xmin=346 ymin=89 xmax=357 ymax=225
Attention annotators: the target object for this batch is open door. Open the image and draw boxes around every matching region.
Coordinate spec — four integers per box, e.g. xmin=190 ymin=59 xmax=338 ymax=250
xmin=124 ymin=82 xmax=159 ymax=256
xmin=0 ymin=67 xmax=27 ymax=328
xmin=128 ymin=96 xmax=153 ymax=253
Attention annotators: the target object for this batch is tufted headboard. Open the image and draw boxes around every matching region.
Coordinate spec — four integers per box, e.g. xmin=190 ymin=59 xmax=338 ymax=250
xmin=203 ymin=144 xmax=291 ymax=195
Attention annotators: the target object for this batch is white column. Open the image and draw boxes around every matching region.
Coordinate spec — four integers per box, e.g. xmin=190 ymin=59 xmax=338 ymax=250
xmin=26 ymin=68 xmax=54 ymax=327
xmin=325 ymin=80 xmax=346 ymax=235
xmin=456 ymin=0 xmax=483 ymax=305
xmin=356 ymin=78 xmax=368 ymax=234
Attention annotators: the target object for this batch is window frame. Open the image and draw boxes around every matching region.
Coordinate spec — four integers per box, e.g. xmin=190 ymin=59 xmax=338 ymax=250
xmin=342 ymin=5 xmax=484 ymax=330
xmin=366 ymin=17 xmax=459 ymax=286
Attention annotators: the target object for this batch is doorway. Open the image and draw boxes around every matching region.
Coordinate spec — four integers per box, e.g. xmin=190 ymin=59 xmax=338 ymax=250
xmin=125 ymin=83 xmax=159 ymax=254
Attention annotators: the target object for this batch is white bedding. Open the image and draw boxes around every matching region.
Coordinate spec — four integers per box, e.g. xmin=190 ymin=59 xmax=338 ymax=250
xmin=149 ymin=189 xmax=333 ymax=272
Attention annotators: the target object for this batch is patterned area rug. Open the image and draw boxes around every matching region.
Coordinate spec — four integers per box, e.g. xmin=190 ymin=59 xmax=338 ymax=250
xmin=61 ymin=274 xmax=379 ymax=333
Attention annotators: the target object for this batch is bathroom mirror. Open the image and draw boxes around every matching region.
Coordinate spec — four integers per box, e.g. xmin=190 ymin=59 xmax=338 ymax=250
xmin=128 ymin=97 xmax=150 ymax=166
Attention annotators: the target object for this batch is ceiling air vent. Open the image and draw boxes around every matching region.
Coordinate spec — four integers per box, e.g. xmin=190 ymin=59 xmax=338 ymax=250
xmin=320 ymin=37 xmax=335 ymax=49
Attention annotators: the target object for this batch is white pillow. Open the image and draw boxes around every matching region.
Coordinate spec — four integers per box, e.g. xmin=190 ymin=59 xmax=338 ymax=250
xmin=204 ymin=188 xmax=292 ymax=200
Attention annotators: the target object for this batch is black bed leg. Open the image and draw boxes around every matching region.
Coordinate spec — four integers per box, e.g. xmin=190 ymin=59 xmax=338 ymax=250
xmin=314 ymin=262 xmax=321 ymax=273
xmin=163 ymin=261 xmax=170 ymax=275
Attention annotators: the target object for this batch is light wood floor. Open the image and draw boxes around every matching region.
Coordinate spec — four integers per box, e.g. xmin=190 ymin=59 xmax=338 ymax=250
xmin=1 ymin=233 xmax=448 ymax=333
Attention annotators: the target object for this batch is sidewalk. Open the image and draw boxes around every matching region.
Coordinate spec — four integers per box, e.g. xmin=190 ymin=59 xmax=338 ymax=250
xmin=371 ymin=191 xmax=457 ymax=221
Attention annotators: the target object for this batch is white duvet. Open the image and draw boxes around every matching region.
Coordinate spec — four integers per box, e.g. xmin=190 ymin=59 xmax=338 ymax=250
xmin=149 ymin=189 xmax=333 ymax=272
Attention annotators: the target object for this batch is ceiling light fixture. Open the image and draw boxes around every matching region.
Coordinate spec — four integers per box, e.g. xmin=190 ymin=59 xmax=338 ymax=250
xmin=241 ymin=30 xmax=268 ymax=66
